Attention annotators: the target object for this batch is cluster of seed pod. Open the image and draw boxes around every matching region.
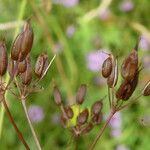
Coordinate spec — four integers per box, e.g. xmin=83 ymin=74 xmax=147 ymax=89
xmin=53 ymin=84 xmax=103 ymax=137
xmin=0 ymin=21 xmax=51 ymax=97
xmin=102 ymin=40 xmax=150 ymax=104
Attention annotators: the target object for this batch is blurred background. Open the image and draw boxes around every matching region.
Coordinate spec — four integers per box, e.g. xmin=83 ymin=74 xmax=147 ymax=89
xmin=0 ymin=0 xmax=150 ymax=149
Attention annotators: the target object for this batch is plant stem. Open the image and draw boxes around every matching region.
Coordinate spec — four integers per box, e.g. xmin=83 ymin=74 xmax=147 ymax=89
xmin=2 ymin=98 xmax=30 ymax=150
xmin=89 ymin=110 xmax=116 ymax=150
xmin=21 ymin=99 xmax=42 ymax=150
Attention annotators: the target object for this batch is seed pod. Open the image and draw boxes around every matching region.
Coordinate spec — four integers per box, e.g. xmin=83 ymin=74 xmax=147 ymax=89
xmin=35 ymin=53 xmax=48 ymax=78
xmin=11 ymin=33 xmax=24 ymax=60
xmin=64 ymin=106 xmax=73 ymax=119
xmin=116 ymin=72 xmax=139 ymax=100
xmin=53 ymin=86 xmax=62 ymax=105
xmin=20 ymin=22 xmax=34 ymax=60
xmin=76 ymin=84 xmax=87 ymax=104
xmin=81 ymin=122 xmax=93 ymax=135
xmin=18 ymin=59 xmax=27 ymax=73
xmin=91 ymin=101 xmax=103 ymax=115
xmin=143 ymin=80 xmax=150 ymax=96
xmin=8 ymin=59 xmax=18 ymax=78
xmin=121 ymin=44 xmax=138 ymax=81
xmin=102 ymin=55 xmax=112 ymax=78
xmin=0 ymin=41 xmax=8 ymax=76
xmin=107 ymin=57 xmax=118 ymax=88
xmin=77 ymin=109 xmax=89 ymax=125
xmin=21 ymin=56 xmax=32 ymax=85
xmin=92 ymin=113 xmax=102 ymax=125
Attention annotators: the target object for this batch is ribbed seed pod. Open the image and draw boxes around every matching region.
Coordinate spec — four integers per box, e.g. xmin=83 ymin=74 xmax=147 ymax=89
xmin=107 ymin=57 xmax=118 ymax=88
xmin=81 ymin=122 xmax=93 ymax=135
xmin=11 ymin=33 xmax=24 ymax=60
xmin=64 ymin=106 xmax=73 ymax=119
xmin=8 ymin=59 xmax=17 ymax=78
xmin=21 ymin=56 xmax=32 ymax=85
xmin=20 ymin=22 xmax=34 ymax=60
xmin=76 ymin=84 xmax=87 ymax=104
xmin=92 ymin=113 xmax=102 ymax=125
xmin=121 ymin=46 xmax=138 ymax=81
xmin=77 ymin=109 xmax=89 ymax=125
xmin=18 ymin=59 xmax=27 ymax=73
xmin=143 ymin=80 xmax=150 ymax=96
xmin=102 ymin=56 xmax=112 ymax=78
xmin=35 ymin=53 xmax=48 ymax=78
xmin=91 ymin=101 xmax=103 ymax=115
xmin=53 ymin=86 xmax=62 ymax=105
xmin=0 ymin=41 xmax=8 ymax=76
xmin=116 ymin=72 xmax=139 ymax=100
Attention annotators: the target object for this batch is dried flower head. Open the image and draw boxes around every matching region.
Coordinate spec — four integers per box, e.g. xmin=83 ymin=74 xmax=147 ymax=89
xmin=77 ymin=109 xmax=89 ymax=125
xmin=64 ymin=106 xmax=74 ymax=119
xmin=53 ymin=86 xmax=62 ymax=105
xmin=91 ymin=100 xmax=103 ymax=115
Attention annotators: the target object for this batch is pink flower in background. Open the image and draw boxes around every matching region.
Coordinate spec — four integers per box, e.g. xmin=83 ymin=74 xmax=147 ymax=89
xmin=86 ymin=50 xmax=109 ymax=72
xmin=111 ymin=128 xmax=122 ymax=138
xmin=28 ymin=105 xmax=44 ymax=123
xmin=142 ymin=55 xmax=150 ymax=70
xmin=119 ymin=0 xmax=134 ymax=12
xmin=139 ymin=35 xmax=150 ymax=51
xmin=66 ymin=25 xmax=76 ymax=38
xmin=99 ymin=9 xmax=111 ymax=21
xmin=116 ymin=145 xmax=130 ymax=150
xmin=52 ymin=0 xmax=79 ymax=7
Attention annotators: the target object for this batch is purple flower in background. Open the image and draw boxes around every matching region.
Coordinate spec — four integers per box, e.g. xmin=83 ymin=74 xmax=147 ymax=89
xmin=52 ymin=0 xmax=79 ymax=7
xmin=142 ymin=55 xmax=150 ymax=71
xmin=28 ymin=105 xmax=44 ymax=123
xmin=86 ymin=50 xmax=109 ymax=72
xmin=116 ymin=145 xmax=130 ymax=150
xmin=139 ymin=35 xmax=150 ymax=51
xmin=111 ymin=128 xmax=122 ymax=138
xmin=119 ymin=0 xmax=134 ymax=12
xmin=53 ymin=42 xmax=64 ymax=54
xmin=110 ymin=112 xmax=122 ymax=129
xmin=66 ymin=25 xmax=76 ymax=38
xmin=99 ymin=9 xmax=111 ymax=21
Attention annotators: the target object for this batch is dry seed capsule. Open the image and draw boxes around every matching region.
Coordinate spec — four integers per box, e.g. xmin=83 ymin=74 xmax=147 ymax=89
xmin=35 ymin=53 xmax=48 ymax=78
xmin=11 ymin=33 xmax=24 ymax=60
xmin=92 ymin=113 xmax=102 ymax=125
xmin=91 ymin=101 xmax=103 ymax=115
xmin=53 ymin=86 xmax=62 ymax=105
xmin=77 ymin=109 xmax=89 ymax=125
xmin=81 ymin=122 xmax=93 ymax=135
xmin=20 ymin=22 xmax=34 ymax=60
xmin=18 ymin=59 xmax=27 ymax=73
xmin=0 ymin=41 xmax=8 ymax=76
xmin=21 ymin=56 xmax=32 ymax=85
xmin=76 ymin=84 xmax=87 ymax=104
xmin=121 ymin=45 xmax=138 ymax=81
xmin=143 ymin=80 xmax=150 ymax=96
xmin=8 ymin=60 xmax=18 ymax=78
xmin=64 ymin=106 xmax=73 ymax=119
xmin=102 ymin=56 xmax=112 ymax=78
xmin=107 ymin=57 xmax=118 ymax=88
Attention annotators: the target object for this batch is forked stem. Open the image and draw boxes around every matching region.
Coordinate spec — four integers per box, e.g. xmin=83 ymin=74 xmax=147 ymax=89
xmin=89 ymin=109 xmax=116 ymax=150
xmin=21 ymin=99 xmax=42 ymax=150
xmin=2 ymin=98 xmax=30 ymax=150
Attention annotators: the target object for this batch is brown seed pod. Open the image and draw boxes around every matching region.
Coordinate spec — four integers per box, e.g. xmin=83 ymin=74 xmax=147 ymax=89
xmin=102 ymin=55 xmax=113 ymax=78
xmin=11 ymin=33 xmax=24 ymax=60
xmin=77 ymin=109 xmax=89 ymax=125
xmin=0 ymin=41 xmax=8 ymax=76
xmin=20 ymin=22 xmax=34 ymax=60
xmin=76 ymin=84 xmax=87 ymax=104
xmin=64 ymin=106 xmax=74 ymax=119
xmin=116 ymin=71 xmax=139 ymax=100
xmin=18 ymin=59 xmax=27 ymax=73
xmin=107 ymin=57 xmax=118 ymax=88
xmin=8 ymin=59 xmax=18 ymax=78
xmin=92 ymin=113 xmax=103 ymax=125
xmin=53 ymin=86 xmax=62 ymax=105
xmin=121 ymin=45 xmax=138 ymax=81
xmin=35 ymin=53 xmax=48 ymax=78
xmin=81 ymin=122 xmax=93 ymax=135
xmin=91 ymin=101 xmax=103 ymax=115
xmin=142 ymin=80 xmax=150 ymax=96
xmin=21 ymin=56 xmax=32 ymax=85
